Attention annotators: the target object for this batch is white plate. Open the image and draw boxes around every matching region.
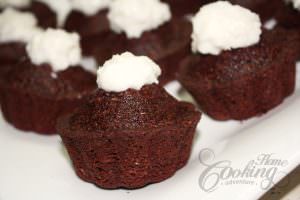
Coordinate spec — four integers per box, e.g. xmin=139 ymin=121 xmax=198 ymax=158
xmin=0 ymin=63 xmax=299 ymax=200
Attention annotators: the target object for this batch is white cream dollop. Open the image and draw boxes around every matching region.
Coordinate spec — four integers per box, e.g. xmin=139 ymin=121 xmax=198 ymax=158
xmin=26 ymin=28 xmax=82 ymax=72
xmin=0 ymin=8 xmax=42 ymax=43
xmin=71 ymin=0 xmax=111 ymax=16
xmin=191 ymin=1 xmax=262 ymax=55
xmin=0 ymin=0 xmax=31 ymax=8
xmin=287 ymin=0 xmax=300 ymax=10
xmin=97 ymin=52 xmax=161 ymax=92
xmin=34 ymin=0 xmax=72 ymax=26
xmin=108 ymin=0 xmax=171 ymax=39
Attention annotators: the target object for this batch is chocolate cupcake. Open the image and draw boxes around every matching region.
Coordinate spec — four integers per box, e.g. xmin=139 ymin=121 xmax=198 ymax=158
xmin=82 ymin=0 xmax=192 ymax=85
xmin=0 ymin=8 xmax=42 ymax=62
xmin=178 ymin=2 xmax=299 ymax=120
xmin=0 ymin=29 xmax=97 ymax=134
xmin=58 ymin=52 xmax=201 ymax=189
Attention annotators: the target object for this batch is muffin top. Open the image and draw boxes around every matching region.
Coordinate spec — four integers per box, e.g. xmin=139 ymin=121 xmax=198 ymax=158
xmin=5 ymin=60 xmax=97 ymax=99
xmin=59 ymin=52 xmax=200 ymax=134
xmin=3 ymin=28 xmax=97 ymax=99
xmin=65 ymin=84 xmax=199 ymax=133
xmin=179 ymin=27 xmax=300 ymax=86
xmin=82 ymin=17 xmax=192 ymax=64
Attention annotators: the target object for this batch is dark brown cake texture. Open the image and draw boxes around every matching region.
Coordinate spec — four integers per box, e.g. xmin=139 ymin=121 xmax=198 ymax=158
xmin=275 ymin=2 xmax=300 ymax=60
xmin=0 ymin=60 xmax=14 ymax=82
xmin=0 ymin=42 xmax=27 ymax=62
xmin=162 ymin=0 xmax=212 ymax=16
xmin=163 ymin=0 xmax=282 ymax=21
xmin=23 ymin=1 xmax=110 ymax=37
xmin=276 ymin=2 xmax=300 ymax=31
xmin=58 ymin=84 xmax=201 ymax=189
xmin=228 ymin=0 xmax=283 ymax=22
xmin=23 ymin=1 xmax=57 ymax=29
xmin=0 ymin=59 xmax=19 ymax=107
xmin=178 ymin=28 xmax=300 ymax=121
xmin=64 ymin=9 xmax=110 ymax=38
xmin=82 ymin=18 xmax=192 ymax=85
xmin=0 ymin=59 xmax=97 ymax=134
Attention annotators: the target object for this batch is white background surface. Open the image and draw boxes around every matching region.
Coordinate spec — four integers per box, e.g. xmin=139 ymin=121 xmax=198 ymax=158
xmin=0 ymin=63 xmax=299 ymax=200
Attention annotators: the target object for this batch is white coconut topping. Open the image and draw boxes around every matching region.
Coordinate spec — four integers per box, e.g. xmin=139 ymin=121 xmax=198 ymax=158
xmin=26 ymin=29 xmax=82 ymax=72
xmin=191 ymin=1 xmax=262 ymax=55
xmin=108 ymin=0 xmax=171 ymax=38
xmin=97 ymin=52 xmax=161 ymax=92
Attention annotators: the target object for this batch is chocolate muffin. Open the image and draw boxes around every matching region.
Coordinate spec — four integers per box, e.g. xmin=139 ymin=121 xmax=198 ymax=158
xmin=58 ymin=86 xmax=200 ymax=189
xmin=82 ymin=18 xmax=192 ymax=85
xmin=0 ymin=29 xmax=97 ymax=134
xmin=58 ymin=52 xmax=201 ymax=189
xmin=178 ymin=28 xmax=299 ymax=120
xmin=0 ymin=60 xmax=97 ymax=134
xmin=58 ymin=84 xmax=200 ymax=189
